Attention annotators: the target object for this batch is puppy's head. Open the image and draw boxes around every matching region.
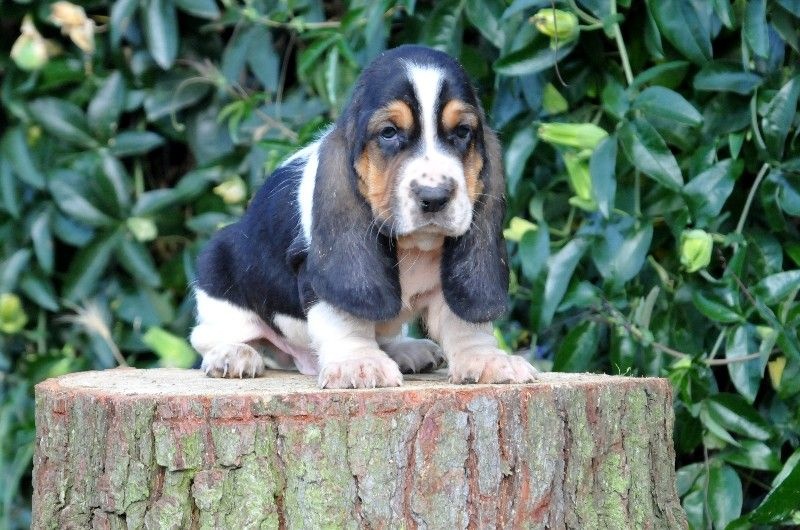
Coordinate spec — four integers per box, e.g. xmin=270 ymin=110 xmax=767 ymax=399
xmin=346 ymin=47 xmax=490 ymax=243
xmin=308 ymin=45 xmax=508 ymax=323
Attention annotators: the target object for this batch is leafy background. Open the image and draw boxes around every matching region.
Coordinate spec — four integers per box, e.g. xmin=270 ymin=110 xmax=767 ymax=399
xmin=1 ymin=0 xmax=800 ymax=527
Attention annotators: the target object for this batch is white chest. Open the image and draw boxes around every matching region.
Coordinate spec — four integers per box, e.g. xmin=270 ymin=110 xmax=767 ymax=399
xmin=397 ymin=245 xmax=442 ymax=311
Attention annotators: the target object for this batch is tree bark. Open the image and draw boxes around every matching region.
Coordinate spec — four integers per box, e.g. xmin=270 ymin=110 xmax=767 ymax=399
xmin=32 ymin=368 xmax=687 ymax=529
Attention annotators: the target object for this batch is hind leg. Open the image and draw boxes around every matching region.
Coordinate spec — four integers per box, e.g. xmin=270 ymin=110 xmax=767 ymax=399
xmin=190 ymin=289 xmax=268 ymax=378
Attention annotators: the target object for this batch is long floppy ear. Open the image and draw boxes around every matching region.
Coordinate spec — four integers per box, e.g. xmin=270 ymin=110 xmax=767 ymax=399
xmin=441 ymin=125 xmax=509 ymax=323
xmin=305 ymin=127 xmax=402 ymax=321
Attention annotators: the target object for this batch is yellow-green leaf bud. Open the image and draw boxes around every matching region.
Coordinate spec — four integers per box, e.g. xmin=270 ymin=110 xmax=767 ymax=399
xmin=538 ymin=122 xmax=608 ymax=151
xmin=126 ymin=217 xmax=158 ymax=242
xmin=0 ymin=293 xmax=28 ymax=334
xmin=11 ymin=17 xmax=49 ymax=71
xmin=563 ymin=151 xmax=592 ymax=202
xmin=679 ymin=229 xmax=713 ymax=273
xmin=531 ymin=9 xmax=579 ymax=42
xmin=503 ymin=216 xmax=538 ymax=242
xmin=214 ymin=176 xmax=248 ymax=205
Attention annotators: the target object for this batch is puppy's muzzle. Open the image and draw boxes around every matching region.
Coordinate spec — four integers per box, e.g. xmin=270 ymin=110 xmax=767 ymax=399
xmin=412 ymin=180 xmax=455 ymax=213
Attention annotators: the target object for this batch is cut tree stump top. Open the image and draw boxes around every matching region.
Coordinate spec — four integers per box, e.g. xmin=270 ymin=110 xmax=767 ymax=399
xmin=33 ymin=368 xmax=688 ymax=529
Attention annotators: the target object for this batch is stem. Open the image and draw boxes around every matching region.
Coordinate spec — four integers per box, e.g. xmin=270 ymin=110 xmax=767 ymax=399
xmin=610 ymin=3 xmax=634 ymax=86
xmin=734 ymin=163 xmax=770 ymax=244
xmin=634 ymin=170 xmax=641 ymax=217
xmin=705 ymin=352 xmax=761 ymax=366
xmin=750 ymin=92 xmax=767 ymax=151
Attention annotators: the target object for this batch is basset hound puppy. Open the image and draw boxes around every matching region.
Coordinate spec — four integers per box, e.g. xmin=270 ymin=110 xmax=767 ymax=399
xmin=190 ymin=44 xmax=538 ymax=388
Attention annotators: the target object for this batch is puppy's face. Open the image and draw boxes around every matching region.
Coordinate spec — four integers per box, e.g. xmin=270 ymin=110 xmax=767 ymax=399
xmin=352 ymin=59 xmax=485 ymax=240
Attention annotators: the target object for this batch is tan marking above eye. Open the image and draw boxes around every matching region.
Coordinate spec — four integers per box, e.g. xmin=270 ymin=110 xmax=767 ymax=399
xmin=441 ymin=100 xmax=479 ymax=131
xmin=368 ymin=100 xmax=414 ymax=133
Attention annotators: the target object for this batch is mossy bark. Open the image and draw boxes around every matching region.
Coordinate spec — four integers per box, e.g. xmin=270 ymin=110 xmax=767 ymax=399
xmin=32 ymin=368 xmax=687 ymax=529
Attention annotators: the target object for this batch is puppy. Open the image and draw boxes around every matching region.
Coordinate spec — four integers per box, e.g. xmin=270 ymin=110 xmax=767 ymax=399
xmin=190 ymin=45 xmax=538 ymax=388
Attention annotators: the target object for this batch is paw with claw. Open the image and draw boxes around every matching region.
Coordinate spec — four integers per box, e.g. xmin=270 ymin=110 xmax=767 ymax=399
xmin=201 ymin=343 xmax=265 ymax=378
xmin=318 ymin=353 xmax=403 ymax=389
xmin=449 ymin=350 xmax=538 ymax=384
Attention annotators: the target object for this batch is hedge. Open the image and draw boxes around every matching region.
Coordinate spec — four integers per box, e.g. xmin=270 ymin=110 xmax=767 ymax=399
xmin=2 ymin=0 xmax=800 ymax=527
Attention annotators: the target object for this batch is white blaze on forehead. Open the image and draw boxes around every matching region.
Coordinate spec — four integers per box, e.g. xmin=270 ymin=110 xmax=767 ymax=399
xmin=404 ymin=63 xmax=444 ymax=153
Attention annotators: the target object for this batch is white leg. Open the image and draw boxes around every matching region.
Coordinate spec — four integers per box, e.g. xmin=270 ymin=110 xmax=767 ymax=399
xmin=425 ymin=292 xmax=537 ymax=384
xmin=190 ymin=290 xmax=266 ymax=378
xmin=307 ymin=302 xmax=402 ymax=389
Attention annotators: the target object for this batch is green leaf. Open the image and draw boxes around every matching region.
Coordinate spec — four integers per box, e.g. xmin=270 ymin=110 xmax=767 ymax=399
xmin=726 ymin=326 xmax=761 ymax=404
xmin=109 ymin=131 xmax=165 ymax=157
xmin=676 ymin=462 xmax=704 ymax=496
xmin=691 ymin=290 xmax=743 ymax=324
xmin=0 ymin=249 xmax=32 ymax=292
xmin=632 ymin=61 xmax=690 ymax=88
xmin=519 ymin=227 xmax=549 ymax=281
xmin=590 ymin=136 xmax=617 ymax=219
xmin=683 ymin=159 xmax=736 ymax=224
xmin=720 ymin=440 xmax=782 ymax=471
xmin=761 ymin=76 xmax=800 ymax=160
xmin=704 ymin=394 xmax=772 ymax=441
xmin=682 ymin=490 xmax=705 ymax=529
xmin=553 ymin=321 xmax=599 ymax=372
xmin=747 ymin=449 xmax=800 ymax=524
xmin=648 ymin=0 xmax=712 ymax=64
xmin=422 ymin=0 xmax=466 ymax=56
xmin=49 ymin=175 xmax=116 ymax=227
xmin=132 ymin=189 xmax=184 ymax=216
xmin=1 ymin=128 xmax=45 ymax=189
xmin=693 ymin=62 xmax=763 ymax=95
xmin=752 ymin=270 xmax=800 ymax=305
xmin=28 ymin=98 xmax=97 ymax=148
xmin=618 ymin=118 xmax=683 ymax=191
xmin=0 ymin=159 xmax=21 ymax=219
xmin=504 ymin=127 xmax=537 ymax=194
xmin=247 ymin=26 xmax=279 ymax=93
xmin=142 ymin=327 xmax=197 ymax=368
xmin=494 ymin=38 xmax=576 ymax=76
xmin=632 ymin=86 xmax=703 ymax=126
xmin=712 ymin=0 xmax=735 ymax=29
xmin=62 ymin=228 xmax=123 ymax=302
xmin=19 ymin=272 xmax=59 ymax=312
xmin=592 ymin=221 xmax=653 ymax=284
xmin=143 ymin=77 xmax=210 ymax=122
xmin=100 ymin=153 xmax=132 ymax=212
xmin=743 ymin=0 xmax=769 ymax=58
xmin=88 ymin=72 xmax=127 ymax=139
xmin=30 ymin=209 xmax=54 ymax=274
xmin=173 ymin=0 xmax=219 ymax=18
xmin=465 ymin=0 xmax=505 ymax=48
xmin=110 ymin=0 xmax=139 ymax=47
xmin=144 ymin=0 xmax=179 ymax=69
xmin=708 ymin=464 xmax=743 ymax=529
xmin=536 ymin=238 xmax=588 ymax=329
xmin=777 ymin=0 xmax=800 ymax=16
xmin=116 ymin=237 xmax=161 ymax=288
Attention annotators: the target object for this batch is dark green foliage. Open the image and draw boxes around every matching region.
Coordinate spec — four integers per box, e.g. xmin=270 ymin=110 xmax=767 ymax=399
xmin=1 ymin=0 xmax=800 ymax=527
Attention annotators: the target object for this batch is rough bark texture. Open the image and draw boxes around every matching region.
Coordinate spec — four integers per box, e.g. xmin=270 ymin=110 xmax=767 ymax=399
xmin=33 ymin=368 xmax=687 ymax=529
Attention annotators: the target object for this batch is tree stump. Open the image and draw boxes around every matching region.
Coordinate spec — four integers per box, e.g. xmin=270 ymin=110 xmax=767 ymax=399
xmin=32 ymin=368 xmax=687 ymax=529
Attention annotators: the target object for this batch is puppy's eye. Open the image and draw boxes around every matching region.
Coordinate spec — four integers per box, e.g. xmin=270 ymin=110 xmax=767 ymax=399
xmin=380 ymin=126 xmax=398 ymax=140
xmin=454 ymin=124 xmax=471 ymax=140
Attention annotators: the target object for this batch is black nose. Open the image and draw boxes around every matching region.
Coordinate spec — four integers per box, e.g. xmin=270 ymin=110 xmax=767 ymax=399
xmin=414 ymin=184 xmax=453 ymax=213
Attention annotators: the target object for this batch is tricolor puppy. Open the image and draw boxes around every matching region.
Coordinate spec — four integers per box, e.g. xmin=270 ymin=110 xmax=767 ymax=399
xmin=191 ymin=45 xmax=538 ymax=388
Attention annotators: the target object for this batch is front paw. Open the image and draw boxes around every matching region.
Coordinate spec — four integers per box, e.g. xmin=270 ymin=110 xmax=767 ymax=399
xmin=202 ymin=343 xmax=265 ymax=378
xmin=381 ymin=338 xmax=446 ymax=374
xmin=449 ymin=351 xmax=538 ymax=384
xmin=318 ymin=354 xmax=403 ymax=389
